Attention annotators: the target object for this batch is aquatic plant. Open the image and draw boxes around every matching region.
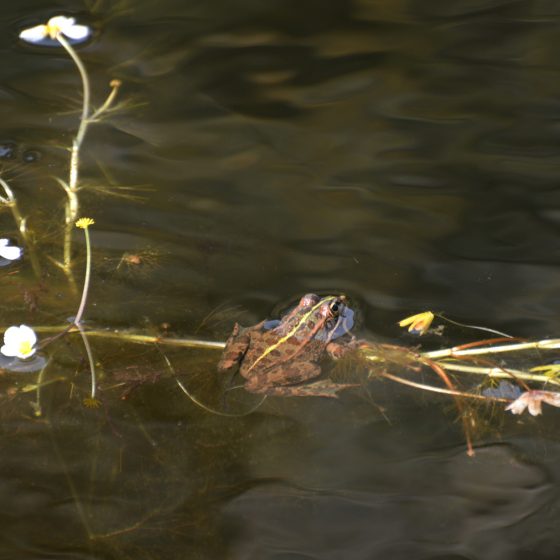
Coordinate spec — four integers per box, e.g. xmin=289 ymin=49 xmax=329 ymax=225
xmin=1 ymin=12 xmax=559 ymax=463
xmin=398 ymin=311 xmax=434 ymax=335
xmin=19 ymin=15 xmax=120 ymax=279
xmin=19 ymin=15 xmax=91 ymax=44
xmin=0 ymin=14 xmax=115 ymax=407
xmin=74 ymin=217 xmax=98 ymax=405
xmin=354 ymin=312 xmax=560 ymax=454
xmin=74 ymin=217 xmax=95 ymax=324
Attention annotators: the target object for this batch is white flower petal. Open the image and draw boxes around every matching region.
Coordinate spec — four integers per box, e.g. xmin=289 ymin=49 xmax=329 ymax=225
xmin=1 ymin=325 xmax=37 ymax=359
xmin=505 ymin=393 xmax=530 ymax=415
xmin=527 ymin=399 xmax=543 ymax=416
xmin=3 ymin=326 xmax=22 ymax=346
xmin=0 ymin=344 xmax=17 ymax=357
xmin=0 ymin=239 xmax=8 ymax=247
xmin=505 ymin=401 xmax=525 ymax=415
xmin=18 ymin=325 xmax=37 ymax=346
xmin=0 ymin=245 xmax=22 ymax=261
xmin=543 ymin=392 xmax=560 ymax=408
xmin=48 ymin=16 xmax=75 ymax=30
xmin=20 ymin=16 xmax=91 ymax=45
xmin=19 ymin=24 xmax=48 ymax=43
xmin=62 ymin=24 xmax=91 ymax=41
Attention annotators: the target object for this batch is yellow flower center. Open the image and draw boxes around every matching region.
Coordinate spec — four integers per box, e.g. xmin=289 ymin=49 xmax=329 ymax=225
xmin=18 ymin=340 xmax=33 ymax=358
xmin=46 ymin=23 xmax=61 ymax=39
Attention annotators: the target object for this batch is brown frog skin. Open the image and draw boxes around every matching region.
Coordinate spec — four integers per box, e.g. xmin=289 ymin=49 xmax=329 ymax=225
xmin=217 ymin=294 xmax=359 ymax=398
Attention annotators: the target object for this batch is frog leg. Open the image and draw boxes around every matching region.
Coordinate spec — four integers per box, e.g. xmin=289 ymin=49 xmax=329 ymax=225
xmin=245 ymin=362 xmax=357 ymax=398
xmin=281 ymin=379 xmax=358 ymax=398
xmin=217 ymin=323 xmax=251 ymax=373
xmin=326 ymin=338 xmax=366 ymax=360
xmin=259 ymin=379 xmax=359 ymax=398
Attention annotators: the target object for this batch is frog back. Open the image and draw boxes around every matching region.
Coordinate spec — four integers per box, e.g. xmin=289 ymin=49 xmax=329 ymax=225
xmin=239 ymin=330 xmax=326 ymax=377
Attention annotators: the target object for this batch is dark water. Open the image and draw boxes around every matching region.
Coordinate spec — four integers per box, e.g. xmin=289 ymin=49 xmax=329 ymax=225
xmin=1 ymin=1 xmax=560 ymax=558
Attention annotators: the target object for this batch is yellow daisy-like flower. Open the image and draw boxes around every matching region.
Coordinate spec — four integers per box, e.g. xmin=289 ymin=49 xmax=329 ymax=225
xmin=83 ymin=397 xmax=101 ymax=408
xmin=398 ymin=311 xmax=434 ymax=335
xmin=76 ymin=217 xmax=95 ymax=229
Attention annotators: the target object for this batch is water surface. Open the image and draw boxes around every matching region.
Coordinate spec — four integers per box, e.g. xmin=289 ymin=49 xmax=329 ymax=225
xmin=1 ymin=1 xmax=560 ymax=558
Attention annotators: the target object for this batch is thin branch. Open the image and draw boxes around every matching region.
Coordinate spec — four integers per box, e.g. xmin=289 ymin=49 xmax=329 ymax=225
xmin=423 ymin=339 xmax=560 ymax=360
xmin=437 ymin=361 xmax=560 ymax=386
xmin=381 ymin=371 xmax=510 ymax=403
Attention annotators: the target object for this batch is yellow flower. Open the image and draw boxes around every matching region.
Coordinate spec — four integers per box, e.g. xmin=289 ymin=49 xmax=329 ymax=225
xmin=398 ymin=311 xmax=434 ymax=335
xmin=75 ymin=217 xmax=95 ymax=229
xmin=83 ymin=397 xmax=101 ymax=408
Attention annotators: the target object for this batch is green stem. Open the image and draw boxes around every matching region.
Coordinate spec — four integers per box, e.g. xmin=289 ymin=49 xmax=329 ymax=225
xmin=90 ymin=80 xmax=121 ymax=121
xmin=381 ymin=371 xmax=510 ymax=403
xmin=31 ymin=361 xmax=49 ymax=417
xmin=73 ymin=225 xmax=96 ymax=401
xmin=423 ymin=339 xmax=560 ymax=360
xmin=176 ymin=378 xmax=266 ymax=417
xmin=77 ymin=323 xmax=96 ymax=399
xmin=32 ymin=324 xmax=226 ymax=350
xmin=437 ymin=361 xmax=560 ymax=386
xmin=435 ymin=313 xmax=513 ymax=338
xmin=82 ymin=330 xmax=226 ymax=349
xmin=55 ymin=33 xmax=90 ymax=273
xmin=74 ymin=225 xmax=91 ymax=325
xmin=55 ymin=32 xmax=90 ymax=190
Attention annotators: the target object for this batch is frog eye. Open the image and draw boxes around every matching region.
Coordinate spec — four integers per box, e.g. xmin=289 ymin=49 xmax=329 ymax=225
xmin=329 ymin=299 xmax=344 ymax=316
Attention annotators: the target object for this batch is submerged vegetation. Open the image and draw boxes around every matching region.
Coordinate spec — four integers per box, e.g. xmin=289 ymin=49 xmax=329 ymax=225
xmin=1 ymin=14 xmax=560 ymax=467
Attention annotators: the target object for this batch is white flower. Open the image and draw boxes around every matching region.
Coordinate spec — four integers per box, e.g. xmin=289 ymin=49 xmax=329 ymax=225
xmin=505 ymin=390 xmax=560 ymax=417
xmin=1 ymin=325 xmax=37 ymax=359
xmin=0 ymin=239 xmax=22 ymax=261
xmin=19 ymin=15 xmax=91 ymax=44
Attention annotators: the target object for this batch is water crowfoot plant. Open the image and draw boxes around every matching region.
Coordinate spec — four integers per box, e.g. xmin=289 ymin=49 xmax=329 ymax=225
xmin=0 ymin=214 xmax=96 ymax=402
xmin=38 ymin=217 xmax=98 ymax=406
xmin=74 ymin=217 xmax=99 ymax=406
xmin=19 ymin=16 xmax=120 ymax=276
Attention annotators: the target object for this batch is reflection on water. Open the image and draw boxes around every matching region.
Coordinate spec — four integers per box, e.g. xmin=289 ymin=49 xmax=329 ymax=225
xmin=1 ymin=0 xmax=560 ymax=558
xmin=225 ymin=444 xmax=550 ymax=560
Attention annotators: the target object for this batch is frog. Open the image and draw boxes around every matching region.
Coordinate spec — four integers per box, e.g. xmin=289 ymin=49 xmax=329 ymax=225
xmin=217 ymin=293 xmax=360 ymax=398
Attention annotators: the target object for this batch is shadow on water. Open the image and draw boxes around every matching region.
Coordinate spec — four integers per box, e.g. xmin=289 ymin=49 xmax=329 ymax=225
xmin=1 ymin=0 xmax=560 ymax=558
